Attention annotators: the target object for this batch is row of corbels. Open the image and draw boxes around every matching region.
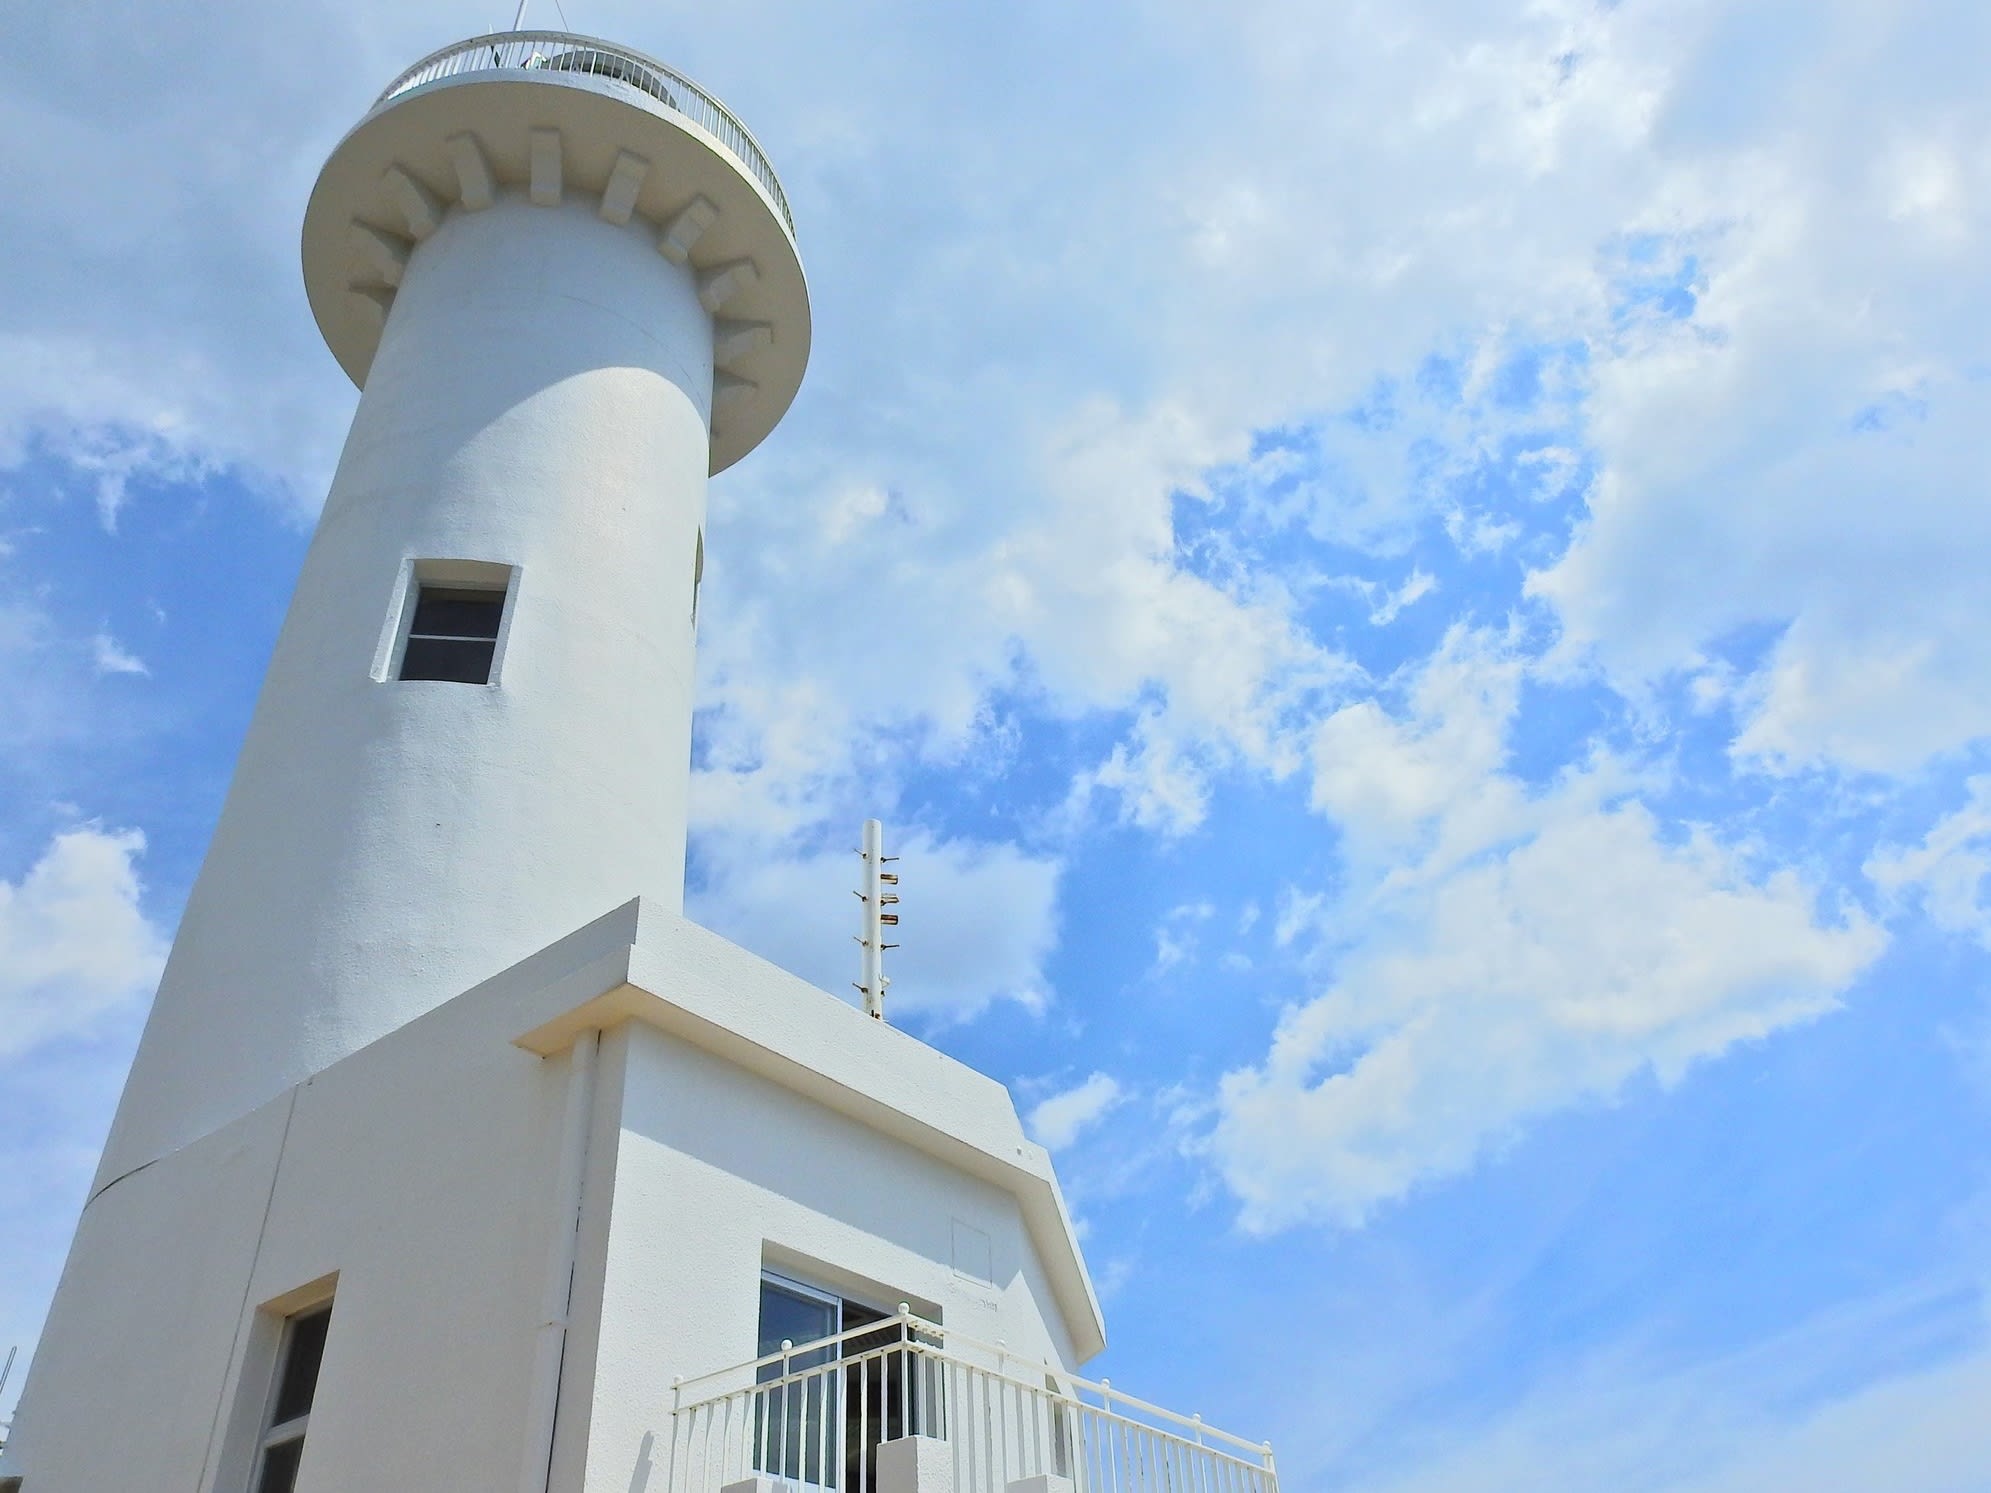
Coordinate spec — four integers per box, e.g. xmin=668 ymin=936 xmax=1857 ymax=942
xmin=346 ymin=127 xmax=770 ymax=418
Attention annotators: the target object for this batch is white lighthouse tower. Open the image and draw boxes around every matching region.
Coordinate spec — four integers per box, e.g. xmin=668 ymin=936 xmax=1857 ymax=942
xmin=1 ymin=30 xmax=1277 ymax=1493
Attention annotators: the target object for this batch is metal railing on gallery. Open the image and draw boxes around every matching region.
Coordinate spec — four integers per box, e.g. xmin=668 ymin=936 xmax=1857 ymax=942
xmin=373 ymin=31 xmax=796 ymax=239
xmin=667 ymin=1309 xmax=1278 ymax=1493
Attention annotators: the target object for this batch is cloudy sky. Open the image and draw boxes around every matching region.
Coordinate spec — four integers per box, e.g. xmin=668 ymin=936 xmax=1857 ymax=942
xmin=6 ymin=0 xmax=1991 ymax=1485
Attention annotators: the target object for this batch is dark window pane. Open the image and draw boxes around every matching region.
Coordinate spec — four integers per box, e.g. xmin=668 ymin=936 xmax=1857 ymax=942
xmin=409 ymin=588 xmax=503 ymax=640
xmin=840 ymin=1299 xmax=892 ymax=1350
xmin=256 ymin=1436 xmax=305 ymax=1493
xmin=754 ymin=1281 xmax=839 ymax=1489
xmin=400 ymin=636 xmax=496 ymax=683
xmin=273 ymin=1307 xmax=331 ymax=1424
xmin=759 ymin=1282 xmax=837 ymax=1362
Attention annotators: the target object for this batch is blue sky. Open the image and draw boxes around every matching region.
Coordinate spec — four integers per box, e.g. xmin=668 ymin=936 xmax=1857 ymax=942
xmin=7 ymin=0 xmax=1991 ymax=1486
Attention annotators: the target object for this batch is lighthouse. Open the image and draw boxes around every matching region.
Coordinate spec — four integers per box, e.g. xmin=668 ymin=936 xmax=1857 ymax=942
xmin=1 ymin=30 xmax=1277 ymax=1493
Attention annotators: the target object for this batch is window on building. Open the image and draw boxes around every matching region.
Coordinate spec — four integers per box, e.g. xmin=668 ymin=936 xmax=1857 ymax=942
xmin=399 ymin=585 xmax=505 ymax=683
xmin=692 ymin=528 xmax=705 ymax=625
xmin=755 ymin=1273 xmax=929 ymax=1493
xmin=252 ymin=1302 xmax=333 ymax=1493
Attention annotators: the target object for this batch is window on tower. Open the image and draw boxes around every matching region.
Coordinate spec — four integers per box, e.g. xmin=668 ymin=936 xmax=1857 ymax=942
xmin=399 ymin=585 xmax=506 ymax=683
xmin=251 ymin=1300 xmax=334 ymax=1493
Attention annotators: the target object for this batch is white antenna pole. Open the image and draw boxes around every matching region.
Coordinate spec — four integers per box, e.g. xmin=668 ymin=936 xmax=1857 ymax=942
xmin=855 ymin=819 xmax=900 ymax=1020
xmin=510 ymin=0 xmax=531 ymax=29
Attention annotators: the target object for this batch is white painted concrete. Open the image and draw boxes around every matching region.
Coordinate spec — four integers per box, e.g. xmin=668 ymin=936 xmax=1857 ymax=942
xmin=303 ymin=70 xmax=811 ymax=472
xmin=0 ymin=899 xmax=633 ymax=1492
xmin=2 ymin=900 xmax=1102 ymax=1493
xmin=98 ymin=186 xmax=716 ymax=1189
xmin=571 ymin=1019 xmax=1083 ymax=1491
xmin=881 ymin=1437 xmax=956 ymax=1493
xmin=518 ymin=913 xmax=1104 ymax=1363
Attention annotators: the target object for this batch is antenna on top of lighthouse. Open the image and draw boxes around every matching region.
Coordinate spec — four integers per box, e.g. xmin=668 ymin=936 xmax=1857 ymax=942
xmin=511 ymin=0 xmax=572 ymax=30
xmin=854 ymin=819 xmax=899 ymax=1021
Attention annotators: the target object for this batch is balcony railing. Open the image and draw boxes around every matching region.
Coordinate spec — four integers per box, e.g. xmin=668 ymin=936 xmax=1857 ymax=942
xmin=374 ymin=31 xmax=795 ymax=239
xmin=667 ymin=1310 xmax=1277 ymax=1493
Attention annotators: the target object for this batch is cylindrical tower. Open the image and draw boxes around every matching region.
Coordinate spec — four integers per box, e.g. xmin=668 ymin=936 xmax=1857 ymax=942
xmin=96 ymin=33 xmax=808 ymax=1187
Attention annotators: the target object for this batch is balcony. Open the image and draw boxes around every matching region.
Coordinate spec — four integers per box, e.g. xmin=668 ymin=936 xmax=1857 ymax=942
xmin=667 ymin=1310 xmax=1278 ymax=1493
xmin=372 ymin=31 xmax=794 ymax=239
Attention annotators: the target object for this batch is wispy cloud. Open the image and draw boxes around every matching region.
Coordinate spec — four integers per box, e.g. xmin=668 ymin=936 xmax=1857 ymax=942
xmin=0 ymin=826 xmax=166 ymax=1060
xmin=1029 ymin=1073 xmax=1127 ymax=1151
xmin=90 ymin=631 xmax=147 ymax=677
xmin=1211 ymin=632 xmax=1885 ymax=1230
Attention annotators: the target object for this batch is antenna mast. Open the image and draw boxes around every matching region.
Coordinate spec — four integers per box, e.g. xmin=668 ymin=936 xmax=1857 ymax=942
xmin=854 ymin=819 xmax=899 ymax=1020
xmin=0 ymin=1343 xmax=16 ymax=1447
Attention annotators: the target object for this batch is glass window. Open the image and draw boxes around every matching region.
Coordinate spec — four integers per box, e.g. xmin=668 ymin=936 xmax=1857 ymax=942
xmin=757 ymin=1277 xmax=841 ymax=1486
xmin=399 ymin=586 xmax=504 ymax=683
xmin=255 ymin=1438 xmax=305 ymax=1493
xmin=754 ymin=1275 xmax=927 ymax=1493
xmin=252 ymin=1301 xmax=333 ymax=1493
xmin=270 ymin=1305 xmax=330 ymax=1426
xmin=759 ymin=1279 xmax=838 ymax=1362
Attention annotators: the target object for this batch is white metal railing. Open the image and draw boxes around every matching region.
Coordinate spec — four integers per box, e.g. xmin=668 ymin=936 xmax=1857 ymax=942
xmin=667 ymin=1310 xmax=1277 ymax=1493
xmin=374 ymin=31 xmax=795 ymax=238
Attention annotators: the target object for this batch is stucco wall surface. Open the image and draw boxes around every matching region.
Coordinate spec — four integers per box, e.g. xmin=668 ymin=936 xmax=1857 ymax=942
xmin=568 ymin=1023 xmax=1085 ymax=1493
xmin=6 ymin=902 xmax=1102 ymax=1493
xmin=98 ymin=191 xmax=715 ymax=1189
xmin=518 ymin=908 xmax=1105 ymax=1364
xmin=1 ymin=902 xmax=644 ymax=1493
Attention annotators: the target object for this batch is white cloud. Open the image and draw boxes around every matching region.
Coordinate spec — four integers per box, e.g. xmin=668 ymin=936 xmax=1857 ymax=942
xmin=1309 ymin=627 xmax=1526 ymax=869
xmin=90 ymin=631 xmax=147 ymax=677
xmin=701 ymin=396 xmax=1346 ymax=846
xmin=1213 ymin=633 xmax=1885 ymax=1231
xmin=1368 ymin=570 xmax=1438 ymax=627
xmin=1335 ymin=1274 xmax=1991 ymax=1493
xmin=689 ymin=828 xmax=1061 ymax=1023
xmin=1028 ymin=1072 xmax=1126 ymax=1151
xmin=1152 ymin=901 xmax=1216 ymax=975
xmin=1522 ymin=5 xmax=1991 ymax=775
xmin=1274 ymin=887 xmax=1327 ymax=949
xmin=0 ymin=826 xmax=167 ymax=1059
xmin=1216 ymin=802 xmax=1881 ymax=1231
xmin=1866 ymin=777 xmax=1991 ymax=945
xmin=1668 ymin=1350 xmax=1991 ymax=1493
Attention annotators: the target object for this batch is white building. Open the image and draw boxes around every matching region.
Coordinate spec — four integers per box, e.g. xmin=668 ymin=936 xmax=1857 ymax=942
xmin=0 ymin=32 xmax=1278 ymax=1493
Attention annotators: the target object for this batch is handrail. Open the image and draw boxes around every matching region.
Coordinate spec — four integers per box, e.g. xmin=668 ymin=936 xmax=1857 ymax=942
xmin=672 ymin=1307 xmax=1273 ymax=1465
xmin=665 ymin=1320 xmax=1277 ymax=1493
xmin=372 ymin=30 xmax=795 ymax=239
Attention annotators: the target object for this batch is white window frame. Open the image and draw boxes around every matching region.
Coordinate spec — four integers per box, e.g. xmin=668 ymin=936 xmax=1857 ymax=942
xmin=761 ymin=1268 xmax=846 ymax=1333
xmin=248 ymin=1298 xmax=334 ymax=1493
xmin=372 ymin=558 xmax=519 ymax=685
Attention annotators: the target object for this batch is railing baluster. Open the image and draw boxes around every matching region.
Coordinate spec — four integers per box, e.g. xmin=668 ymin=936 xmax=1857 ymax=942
xmin=858 ymin=1352 xmax=870 ymax=1493
xmin=369 ymin=30 xmax=796 ymax=235
xmin=664 ymin=1322 xmax=1278 ymax=1493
